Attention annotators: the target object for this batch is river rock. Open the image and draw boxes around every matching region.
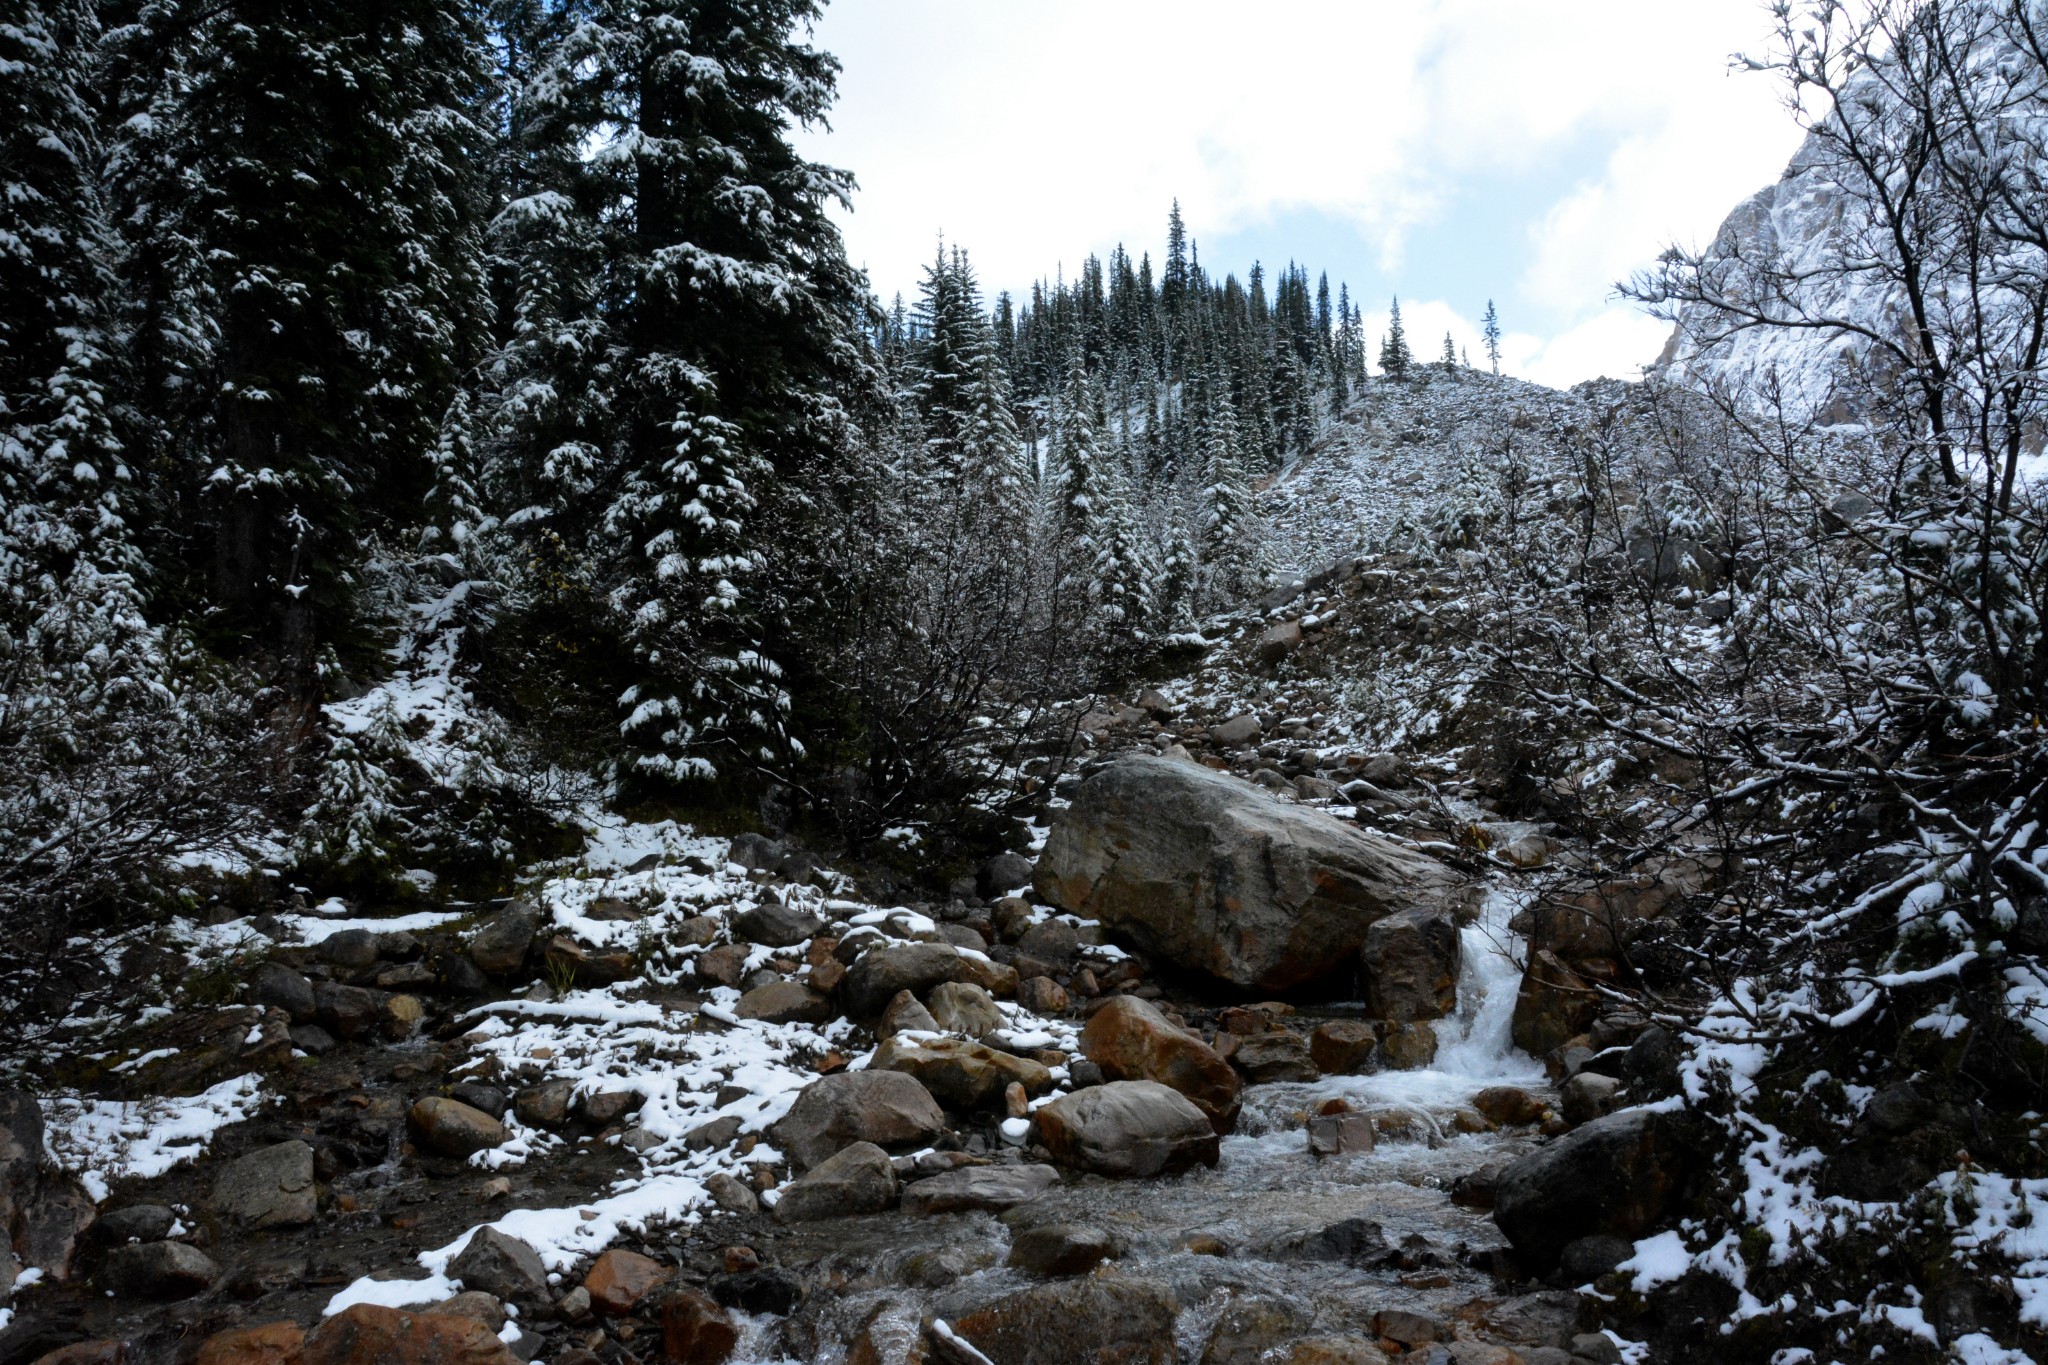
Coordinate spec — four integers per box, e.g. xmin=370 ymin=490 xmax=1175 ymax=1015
xmin=447 ymin=1227 xmax=549 ymax=1301
xmin=247 ymin=961 xmax=317 ymax=1021
xmin=1278 ymin=1338 xmax=1390 ymax=1364
xmin=733 ymin=901 xmax=824 ymax=949
xmin=408 ymin=1097 xmax=507 ymax=1157
xmin=317 ymin=928 xmax=382 ymax=970
xmin=1080 ymin=995 xmax=1241 ymax=1131
xmin=1307 ymin=1112 xmax=1375 ymax=1157
xmin=772 ymin=1069 xmax=945 ymax=1172
xmin=1560 ymin=1071 xmax=1623 ymax=1125
xmin=734 ymin=979 xmax=833 ymax=1024
xmin=1034 ymin=755 xmax=1470 ymax=993
xmin=1201 ymin=1291 xmax=1314 ymax=1365
xmin=468 ymin=902 xmax=541 ymax=976
xmin=1005 ymin=1222 xmax=1116 ymax=1277
xmin=840 ymin=942 xmax=964 ymax=1017
xmin=927 ymin=981 xmax=1004 ymax=1037
xmin=774 ymin=1140 xmax=899 ymax=1222
xmin=313 ymin=982 xmax=388 ymax=1039
xmin=1492 ymin=1107 xmax=1698 ymax=1274
xmin=295 ymin=1303 xmax=519 ymax=1365
xmin=1378 ymin=1021 xmax=1438 ymax=1070
xmin=661 ymin=1288 xmax=740 ymax=1364
xmin=952 ymin=1275 xmax=1178 ymax=1365
xmin=513 ymin=1079 xmax=575 ymax=1129
xmin=1308 ymin=1021 xmax=1378 ymax=1074
xmin=213 ymin=1140 xmax=317 ymax=1229
xmin=1511 ymin=950 xmax=1599 ymax=1057
xmin=1472 ymin=1086 xmax=1547 ymax=1126
xmin=194 ymin=1321 xmax=306 ymax=1365
xmin=584 ymin=1247 xmax=670 ymax=1315
xmin=869 ymin=1035 xmax=1052 ymax=1111
xmin=902 ymin=1163 xmax=1058 ymax=1216
xmin=432 ymin=1292 xmax=508 ymax=1331
xmin=1210 ymin=714 xmax=1263 ymax=747
xmin=977 ymin=852 xmax=1036 ymax=899
xmin=1225 ymin=1030 xmax=1319 ymax=1083
xmin=1032 ymin=1080 xmax=1220 ymax=1177
xmin=878 ymin=989 xmax=941 ymax=1039
xmin=1360 ymin=906 xmax=1460 ymax=1022
xmin=100 ymin=1240 xmax=219 ymax=1298
xmin=92 ymin=1205 xmax=176 ymax=1245
xmin=1016 ymin=976 xmax=1069 ymax=1013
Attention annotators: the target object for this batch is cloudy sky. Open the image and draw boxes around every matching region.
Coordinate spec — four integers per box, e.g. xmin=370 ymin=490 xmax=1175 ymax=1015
xmin=791 ymin=0 xmax=1809 ymax=389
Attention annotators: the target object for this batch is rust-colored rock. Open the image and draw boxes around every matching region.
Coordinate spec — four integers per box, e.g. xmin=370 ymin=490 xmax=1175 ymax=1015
xmin=1080 ymin=995 xmax=1240 ymax=1132
xmin=407 ymin=1097 xmax=507 ymax=1158
xmin=660 ymin=1288 xmax=740 ymax=1364
xmin=1308 ymin=1021 xmax=1378 ymax=1075
xmin=293 ymin=1305 xmax=519 ymax=1365
xmin=585 ymin=1247 xmax=670 ymax=1316
xmin=29 ymin=1344 xmax=127 ymax=1365
xmin=195 ymin=1322 xmax=305 ymax=1365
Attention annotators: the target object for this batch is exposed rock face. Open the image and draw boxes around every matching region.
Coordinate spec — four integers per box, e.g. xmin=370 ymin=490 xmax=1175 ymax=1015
xmin=1032 ymin=1080 xmax=1220 ymax=1178
xmin=1493 ymin=1107 xmax=1698 ymax=1274
xmin=1511 ymin=950 xmax=1599 ymax=1057
xmin=771 ymin=1070 xmax=946 ymax=1172
xmin=868 ymin=1036 xmax=1052 ymax=1112
xmin=213 ymin=1141 xmax=317 ymax=1229
xmin=1359 ymin=907 xmax=1460 ymax=1022
xmin=1033 ymin=756 xmax=1470 ymax=993
xmin=1080 ymin=996 xmax=1241 ymax=1132
xmin=774 ymin=1140 xmax=899 ymax=1222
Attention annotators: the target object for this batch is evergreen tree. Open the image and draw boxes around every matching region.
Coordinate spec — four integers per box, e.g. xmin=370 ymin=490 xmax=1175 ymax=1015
xmin=1481 ymin=298 xmax=1503 ymax=374
xmin=1378 ymin=297 xmax=1412 ymax=379
xmin=1441 ymin=332 xmax=1458 ymax=371
xmin=1195 ymin=395 xmax=1260 ymax=609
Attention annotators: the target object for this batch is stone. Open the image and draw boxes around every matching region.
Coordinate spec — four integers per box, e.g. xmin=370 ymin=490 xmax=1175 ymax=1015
xmin=584 ymin=1247 xmax=670 ymax=1315
xmin=1476 ymin=1290 xmax=1585 ymax=1349
xmin=1560 ymin=1071 xmax=1623 ymax=1125
xmin=733 ymin=901 xmax=824 ymax=949
xmin=1370 ymin=1309 xmax=1444 ymax=1347
xmin=1080 ymin=995 xmax=1241 ymax=1131
xmin=1016 ymin=976 xmax=1069 ymax=1013
xmin=513 ymin=1080 xmax=575 ymax=1129
xmin=100 ymin=1240 xmax=219 ymax=1298
xmin=902 ymin=1164 xmax=1058 ymax=1216
xmin=734 ymin=979 xmax=834 ymax=1025
xmin=213 ymin=1140 xmax=317 ymax=1229
xmin=774 ymin=1141 xmax=898 ymax=1222
xmin=928 ymin=981 xmax=1004 ymax=1037
xmin=660 ymin=1289 xmax=740 ymax=1364
xmin=431 ymin=1292 xmax=509 ymax=1331
xmin=1032 ymin=1080 xmax=1220 ymax=1178
xmin=772 ymin=1069 xmax=946 ymax=1172
xmin=683 ymin=1114 xmax=743 ymax=1152
xmin=409 ymin=1097 xmax=508 ymax=1158
xmin=289 ymin=1024 xmax=338 ymax=1055
xmin=877 ymin=989 xmax=940 ymax=1039
xmin=952 ymin=952 xmax=1018 ymax=999
xmin=1200 ymin=1291 xmax=1313 ymax=1365
xmin=703 ymin=1172 xmax=759 ymax=1213
xmin=91 ymin=1205 xmax=176 ymax=1245
xmin=449 ymin=1083 xmax=509 ymax=1120
xmin=977 ymin=852 xmax=1036 ymax=899
xmin=1559 ymin=1234 xmax=1634 ymax=1282
xmin=1278 ymin=1217 xmax=1392 ymax=1267
xmin=840 ymin=942 xmax=966 ymax=1018
xmin=294 ymin=1304 xmax=519 ymax=1365
xmin=1210 ymin=713 xmax=1263 ymax=747
xmin=1378 ymin=1020 xmax=1438 ymax=1070
xmin=1472 ymin=1086 xmax=1548 ymax=1126
xmin=1571 ymin=1334 xmax=1624 ymax=1365
xmin=578 ymin=1089 xmax=642 ymax=1127
xmin=1014 ymin=919 xmax=1080 ymax=963
xmin=247 ymin=961 xmax=317 ymax=1021
xmin=869 ymin=1035 xmax=1053 ymax=1111
xmin=708 ymin=1266 xmax=803 ymax=1315
xmin=1511 ymin=950 xmax=1600 ymax=1058
xmin=542 ymin=935 xmax=636 ymax=986
xmin=1493 ymin=1107 xmax=1699 ymax=1274
xmin=952 ymin=1276 xmax=1178 ymax=1365
xmin=1226 ymin=1030 xmax=1320 ymax=1083
xmin=29 ymin=1345 xmax=128 ymax=1365
xmin=1309 ymin=1021 xmax=1378 ymax=1074
xmin=1035 ymin=755 xmax=1469 ymax=993
xmin=447 ymin=1227 xmax=550 ymax=1302
xmin=313 ymin=982 xmax=389 ymax=1039
xmin=1281 ymin=1339 xmax=1390 ymax=1365
xmin=318 ymin=928 xmax=382 ymax=969
xmin=695 ymin=944 xmax=748 ymax=987
xmin=194 ymin=1321 xmax=306 ymax=1365
xmin=1258 ymin=618 xmax=1304 ymax=663
xmin=383 ymin=993 xmax=424 ymax=1039
xmin=0 ymin=1097 xmax=100 ymax=1294
xmin=1307 ymin=1112 xmax=1375 ymax=1157
xmin=1360 ymin=906 xmax=1460 ymax=1022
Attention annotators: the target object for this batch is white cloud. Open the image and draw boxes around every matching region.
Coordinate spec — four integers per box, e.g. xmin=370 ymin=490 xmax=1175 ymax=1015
xmin=795 ymin=0 xmax=1807 ymax=386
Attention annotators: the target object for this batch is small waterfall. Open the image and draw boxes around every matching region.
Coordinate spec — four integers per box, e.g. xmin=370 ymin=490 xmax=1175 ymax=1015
xmin=1430 ymin=883 xmax=1541 ymax=1080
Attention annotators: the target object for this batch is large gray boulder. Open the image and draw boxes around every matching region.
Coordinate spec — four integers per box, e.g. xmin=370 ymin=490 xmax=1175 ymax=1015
xmin=1493 ymin=1107 xmax=1699 ymax=1275
xmin=771 ymin=1070 xmax=945 ymax=1172
xmin=1034 ymin=756 xmax=1470 ymax=993
xmin=839 ymin=942 xmax=964 ymax=1018
xmin=213 ymin=1140 xmax=317 ymax=1229
xmin=1360 ymin=906 xmax=1461 ymax=1022
xmin=1032 ymin=1080 xmax=1219 ymax=1178
xmin=774 ymin=1141 xmax=898 ymax=1222
xmin=901 ymin=1163 xmax=1058 ymax=1216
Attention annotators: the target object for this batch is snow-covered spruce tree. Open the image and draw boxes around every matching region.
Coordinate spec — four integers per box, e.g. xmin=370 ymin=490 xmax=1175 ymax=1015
xmin=1194 ymin=393 xmax=1263 ymax=611
xmin=1481 ymin=298 xmax=1502 ymax=374
xmin=1378 ymin=296 xmax=1412 ymax=379
xmin=486 ymin=0 xmax=868 ymax=789
xmin=1047 ymin=355 xmax=1153 ymax=659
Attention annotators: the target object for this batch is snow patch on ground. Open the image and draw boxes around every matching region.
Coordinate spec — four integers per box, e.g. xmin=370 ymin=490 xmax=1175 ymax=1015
xmin=39 ymin=1074 xmax=268 ymax=1202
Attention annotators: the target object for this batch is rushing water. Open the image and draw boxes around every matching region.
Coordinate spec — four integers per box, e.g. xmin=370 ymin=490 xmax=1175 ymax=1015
xmin=755 ymin=886 xmax=1548 ymax=1363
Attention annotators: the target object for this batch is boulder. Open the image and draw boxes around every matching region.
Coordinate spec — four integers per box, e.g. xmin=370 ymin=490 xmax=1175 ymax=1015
xmin=100 ymin=1240 xmax=219 ymax=1298
xmin=734 ymin=979 xmax=833 ymax=1025
xmin=1378 ymin=1021 xmax=1438 ymax=1070
xmin=2 ymin=1091 xmax=96 ymax=1297
xmin=431 ymin=1293 xmax=508 ymax=1331
xmin=1306 ymin=1113 xmax=1375 ymax=1157
xmin=977 ymin=852 xmax=1036 ymax=900
xmin=1359 ymin=907 xmax=1460 ymax=1022
xmin=661 ymin=1289 xmax=740 ymax=1364
xmin=1005 ymin=1223 xmax=1116 ymax=1277
xmin=1277 ymin=1339 xmax=1390 ymax=1364
xmin=1034 ymin=756 xmax=1469 ymax=993
xmin=408 ymin=1097 xmax=507 ymax=1158
xmin=1511 ymin=950 xmax=1599 ymax=1057
xmin=1016 ymin=976 xmax=1069 ymax=1013
xmin=447 ymin=1227 xmax=549 ymax=1302
xmin=513 ymin=1080 xmax=575 ymax=1129
xmin=774 ymin=1140 xmax=898 ymax=1222
xmin=542 ymin=935 xmax=636 ymax=986
xmin=1471 ymin=1086 xmax=1548 ymax=1126
xmin=1560 ymin=1072 xmax=1623 ymax=1125
xmin=1200 ymin=1291 xmax=1314 ymax=1365
xmin=1230 ymin=1030 xmax=1321 ymax=1083
xmin=91 ymin=1205 xmax=176 ymax=1246
xmin=247 ymin=962 xmax=317 ymax=1021
xmin=771 ymin=1070 xmax=945 ymax=1172
xmin=733 ymin=901 xmax=824 ymax=949
xmin=294 ymin=1304 xmax=519 ymax=1365
xmin=1493 ymin=1107 xmax=1698 ymax=1274
xmin=951 ymin=1276 xmax=1179 ymax=1365
xmin=30 ymin=1344 xmax=129 ymax=1365
xmin=1079 ymin=996 xmax=1241 ymax=1131
xmin=313 ymin=982 xmax=389 ymax=1039
xmin=318 ymin=928 xmax=382 ymax=970
xmin=1259 ymin=619 xmax=1304 ymax=663
xmin=1209 ymin=714 xmax=1263 ymax=748
xmin=1308 ymin=1021 xmax=1378 ymax=1075
xmin=840 ymin=942 xmax=964 ymax=1018
xmin=869 ymin=1035 xmax=1052 ymax=1111
xmin=1032 ymin=1081 xmax=1220 ymax=1178
xmin=468 ymin=902 xmax=541 ymax=976
xmin=194 ymin=1321 xmax=306 ymax=1365
xmin=928 ymin=981 xmax=1004 ymax=1037
xmin=584 ymin=1247 xmax=669 ymax=1315
xmin=901 ymin=1164 xmax=1058 ymax=1216
xmin=878 ymin=990 xmax=941 ymax=1039
xmin=213 ymin=1140 xmax=317 ymax=1229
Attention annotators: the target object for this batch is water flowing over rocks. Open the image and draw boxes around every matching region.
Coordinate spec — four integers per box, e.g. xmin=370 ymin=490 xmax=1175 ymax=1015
xmin=1034 ymin=755 xmax=1474 ymax=993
